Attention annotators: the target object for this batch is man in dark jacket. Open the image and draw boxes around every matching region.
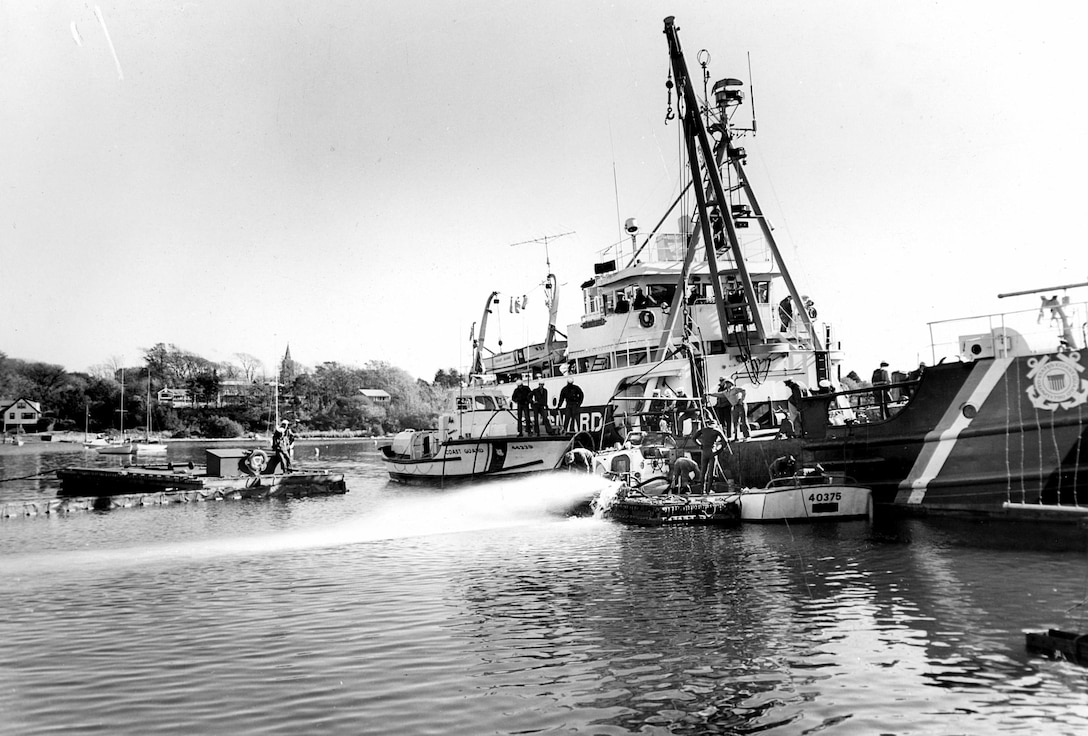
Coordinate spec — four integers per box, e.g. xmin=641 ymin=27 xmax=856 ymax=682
xmin=271 ymin=419 xmax=294 ymax=473
xmin=557 ymin=378 xmax=584 ymax=432
xmin=668 ymin=452 xmax=701 ymax=494
xmin=871 ymin=362 xmax=891 ymax=419
xmin=531 ymin=381 xmax=552 ymax=435
xmin=693 ymin=424 xmax=728 ymax=493
xmin=511 ymin=380 xmax=533 ymax=435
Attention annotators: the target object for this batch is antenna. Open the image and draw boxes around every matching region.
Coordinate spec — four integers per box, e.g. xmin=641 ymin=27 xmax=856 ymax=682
xmin=508 ymin=231 xmax=574 ymax=272
xmin=747 ymin=52 xmax=757 ymax=134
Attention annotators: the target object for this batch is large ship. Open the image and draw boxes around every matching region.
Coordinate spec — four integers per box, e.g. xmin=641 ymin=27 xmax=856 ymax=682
xmin=801 ymin=287 xmax=1088 ymax=522
xmin=477 ymin=16 xmax=840 ymax=448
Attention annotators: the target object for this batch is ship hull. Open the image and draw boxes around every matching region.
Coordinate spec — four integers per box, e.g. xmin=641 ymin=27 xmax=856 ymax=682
xmin=802 ymin=351 xmax=1088 ymax=521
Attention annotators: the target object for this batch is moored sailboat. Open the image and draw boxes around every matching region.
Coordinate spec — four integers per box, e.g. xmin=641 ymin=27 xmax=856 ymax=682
xmin=98 ymin=373 xmax=167 ymax=455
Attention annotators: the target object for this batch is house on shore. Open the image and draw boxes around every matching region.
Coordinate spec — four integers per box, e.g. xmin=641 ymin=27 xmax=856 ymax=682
xmin=359 ymin=389 xmax=391 ymax=404
xmin=1 ymin=398 xmax=43 ymax=433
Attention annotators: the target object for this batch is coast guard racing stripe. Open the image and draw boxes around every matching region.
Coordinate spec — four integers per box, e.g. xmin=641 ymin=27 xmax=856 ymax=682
xmin=901 ymin=358 xmax=1011 ymax=504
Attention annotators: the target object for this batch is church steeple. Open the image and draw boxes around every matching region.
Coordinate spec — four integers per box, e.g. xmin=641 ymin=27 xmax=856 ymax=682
xmin=279 ymin=344 xmax=296 ymax=385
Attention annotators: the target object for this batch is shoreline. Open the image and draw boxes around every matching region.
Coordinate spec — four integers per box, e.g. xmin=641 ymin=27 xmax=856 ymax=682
xmin=0 ymin=433 xmax=389 ymax=455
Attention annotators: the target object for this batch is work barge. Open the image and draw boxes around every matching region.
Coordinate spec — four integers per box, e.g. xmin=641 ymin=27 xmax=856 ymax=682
xmin=1 ymin=448 xmax=348 ymax=519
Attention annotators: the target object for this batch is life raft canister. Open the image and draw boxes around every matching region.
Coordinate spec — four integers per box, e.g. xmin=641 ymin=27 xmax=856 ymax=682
xmin=639 ymin=310 xmax=655 ymax=328
xmin=246 ymin=449 xmax=268 ymax=475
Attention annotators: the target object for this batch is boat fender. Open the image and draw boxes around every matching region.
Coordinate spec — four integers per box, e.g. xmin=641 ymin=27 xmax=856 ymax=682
xmin=639 ymin=310 xmax=655 ymax=328
xmin=246 ymin=449 xmax=268 ymax=475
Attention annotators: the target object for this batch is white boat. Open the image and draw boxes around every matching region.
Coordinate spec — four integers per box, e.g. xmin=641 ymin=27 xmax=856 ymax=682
xmin=478 ymin=18 xmax=842 ymax=448
xmin=591 ymin=429 xmax=675 ymax=484
xmin=381 ymin=385 xmax=590 ymax=484
xmin=734 ymin=472 xmax=872 ymax=522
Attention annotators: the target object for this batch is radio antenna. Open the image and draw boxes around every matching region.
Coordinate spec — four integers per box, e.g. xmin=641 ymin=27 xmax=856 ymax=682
xmin=508 ymin=231 xmax=574 ymax=272
xmin=747 ymin=52 xmax=757 ymax=134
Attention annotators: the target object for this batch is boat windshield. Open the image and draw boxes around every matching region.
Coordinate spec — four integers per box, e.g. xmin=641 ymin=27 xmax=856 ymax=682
xmin=456 ymin=394 xmax=507 ymax=412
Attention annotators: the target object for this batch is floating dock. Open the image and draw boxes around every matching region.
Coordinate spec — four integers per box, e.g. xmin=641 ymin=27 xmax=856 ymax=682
xmin=1 ymin=448 xmax=348 ymax=519
xmin=3 ymin=480 xmax=347 ymax=518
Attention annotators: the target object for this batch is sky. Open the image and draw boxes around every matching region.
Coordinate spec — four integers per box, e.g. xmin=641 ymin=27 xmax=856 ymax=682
xmin=3 ymin=1 xmax=1086 ymax=381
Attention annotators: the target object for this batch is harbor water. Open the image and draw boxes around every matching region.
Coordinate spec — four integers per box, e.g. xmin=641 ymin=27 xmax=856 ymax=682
xmin=2 ymin=441 xmax=1088 ymax=734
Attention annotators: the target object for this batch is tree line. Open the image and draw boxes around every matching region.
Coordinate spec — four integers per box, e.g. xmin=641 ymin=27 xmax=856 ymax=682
xmin=0 ymin=344 xmax=467 ymax=438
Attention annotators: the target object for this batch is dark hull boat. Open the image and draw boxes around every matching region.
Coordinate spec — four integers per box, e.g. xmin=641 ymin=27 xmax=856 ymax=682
xmin=802 ymin=314 xmax=1088 ymax=524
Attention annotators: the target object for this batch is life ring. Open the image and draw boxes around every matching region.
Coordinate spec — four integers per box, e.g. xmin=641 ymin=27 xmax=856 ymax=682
xmin=246 ymin=449 xmax=268 ymax=475
xmin=639 ymin=310 xmax=655 ymax=328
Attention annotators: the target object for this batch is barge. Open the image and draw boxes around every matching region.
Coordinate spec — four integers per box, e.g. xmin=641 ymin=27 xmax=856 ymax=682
xmin=36 ymin=448 xmax=348 ymax=513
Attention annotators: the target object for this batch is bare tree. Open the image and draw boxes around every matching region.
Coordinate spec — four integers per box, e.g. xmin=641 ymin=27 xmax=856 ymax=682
xmin=234 ymin=353 xmax=264 ymax=383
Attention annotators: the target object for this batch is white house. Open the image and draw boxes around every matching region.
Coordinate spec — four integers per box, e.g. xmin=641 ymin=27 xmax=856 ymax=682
xmin=359 ymin=389 xmax=391 ymax=404
xmin=1 ymin=398 xmax=43 ymax=432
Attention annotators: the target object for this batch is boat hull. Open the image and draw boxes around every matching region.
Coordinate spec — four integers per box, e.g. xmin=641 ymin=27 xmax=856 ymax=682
xmin=96 ymin=443 xmax=167 ymax=455
xmin=802 ymin=352 xmax=1088 ymax=520
xmin=737 ymin=483 xmax=872 ymax=522
xmin=382 ymin=435 xmax=576 ymax=484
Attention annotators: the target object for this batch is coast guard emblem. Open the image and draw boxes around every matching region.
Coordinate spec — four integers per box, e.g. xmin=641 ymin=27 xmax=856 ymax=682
xmin=1026 ymin=352 xmax=1088 ymax=411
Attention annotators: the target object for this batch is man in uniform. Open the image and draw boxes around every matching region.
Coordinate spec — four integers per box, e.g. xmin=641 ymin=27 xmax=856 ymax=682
xmin=511 ymin=380 xmax=533 ymax=435
xmin=872 ymin=361 xmax=891 ymax=419
xmin=556 ymin=378 xmax=584 ymax=433
xmin=531 ymin=381 xmax=552 ymax=435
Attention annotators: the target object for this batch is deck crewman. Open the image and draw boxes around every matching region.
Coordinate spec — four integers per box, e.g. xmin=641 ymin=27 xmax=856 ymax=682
xmin=871 ymin=362 xmax=891 ymax=419
xmin=512 ymin=380 xmax=533 ymax=435
xmin=532 ymin=381 xmax=552 ymax=435
xmin=724 ymin=381 xmax=750 ymax=441
xmin=272 ymin=419 xmax=294 ymax=473
xmin=557 ymin=378 xmax=584 ymax=433
xmin=668 ymin=451 xmax=701 ymax=494
xmin=693 ymin=424 xmax=728 ymax=493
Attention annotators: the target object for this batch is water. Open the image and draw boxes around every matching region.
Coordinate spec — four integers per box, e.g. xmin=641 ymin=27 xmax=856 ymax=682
xmin=2 ymin=441 xmax=1088 ymax=734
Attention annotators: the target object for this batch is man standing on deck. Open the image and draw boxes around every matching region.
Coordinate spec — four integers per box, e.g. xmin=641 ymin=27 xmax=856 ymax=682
xmin=872 ymin=362 xmax=891 ymax=419
xmin=532 ymin=381 xmax=552 ymax=435
xmin=557 ymin=378 xmax=584 ymax=433
xmin=693 ymin=424 xmax=728 ymax=493
xmin=272 ymin=419 xmax=294 ymax=473
xmin=713 ymin=377 xmax=731 ymax=429
xmin=512 ymin=380 xmax=533 ymax=435
xmin=725 ymin=382 xmax=750 ymax=441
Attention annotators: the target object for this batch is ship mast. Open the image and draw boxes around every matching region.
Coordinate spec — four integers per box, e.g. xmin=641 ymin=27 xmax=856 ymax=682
xmin=661 ymin=16 xmax=823 ymax=351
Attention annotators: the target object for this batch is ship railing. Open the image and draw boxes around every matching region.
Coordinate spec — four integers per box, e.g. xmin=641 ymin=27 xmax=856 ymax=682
xmin=926 ymin=301 xmax=1088 ymax=363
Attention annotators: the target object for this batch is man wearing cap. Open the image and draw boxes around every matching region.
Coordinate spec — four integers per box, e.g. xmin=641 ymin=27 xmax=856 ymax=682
xmin=271 ymin=419 xmax=294 ymax=473
xmin=512 ymin=379 xmax=533 ymax=435
xmin=531 ymin=381 xmax=552 ymax=435
xmin=712 ymin=377 xmax=730 ymax=429
xmin=557 ymin=378 xmax=584 ymax=433
xmin=872 ymin=362 xmax=891 ymax=419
